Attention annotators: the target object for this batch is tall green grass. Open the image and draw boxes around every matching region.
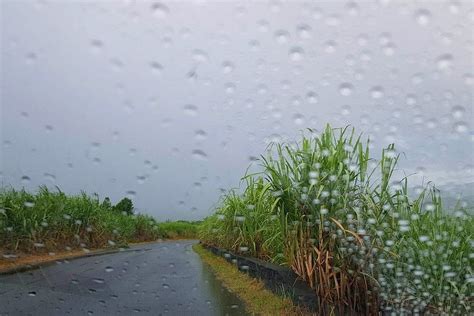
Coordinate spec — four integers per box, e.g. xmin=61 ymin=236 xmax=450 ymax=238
xmin=199 ymin=177 xmax=284 ymax=262
xmin=199 ymin=124 xmax=473 ymax=315
xmin=0 ymin=186 xmax=161 ymax=253
xmin=157 ymin=220 xmax=199 ymax=239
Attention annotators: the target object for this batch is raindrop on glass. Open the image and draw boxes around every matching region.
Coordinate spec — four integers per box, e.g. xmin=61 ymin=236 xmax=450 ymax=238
xmin=183 ymin=104 xmax=198 ymax=116
xmin=222 ymin=61 xmax=234 ymax=74
xmin=436 ymin=54 xmax=453 ymax=72
xmin=415 ymin=9 xmax=431 ymax=26
xmin=275 ymin=30 xmax=290 ymax=44
xmin=370 ymin=86 xmax=384 ymax=99
xmin=150 ymin=62 xmax=163 ymax=75
xmin=289 ymin=47 xmax=304 ymax=62
xmin=192 ymin=149 xmax=208 ymax=160
xmin=151 ymin=2 xmax=169 ymax=19
xmin=339 ymin=83 xmax=354 ymax=96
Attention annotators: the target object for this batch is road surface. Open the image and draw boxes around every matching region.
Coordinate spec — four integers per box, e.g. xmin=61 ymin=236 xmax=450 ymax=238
xmin=0 ymin=240 xmax=248 ymax=315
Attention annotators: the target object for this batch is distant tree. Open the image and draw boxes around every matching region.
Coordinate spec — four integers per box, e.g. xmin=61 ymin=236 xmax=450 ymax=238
xmin=92 ymin=192 xmax=100 ymax=203
xmin=101 ymin=197 xmax=112 ymax=210
xmin=114 ymin=198 xmax=134 ymax=215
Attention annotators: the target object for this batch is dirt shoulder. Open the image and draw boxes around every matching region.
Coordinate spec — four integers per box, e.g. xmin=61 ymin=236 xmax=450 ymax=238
xmin=0 ymin=239 xmax=169 ymax=275
xmin=193 ymin=243 xmax=311 ymax=316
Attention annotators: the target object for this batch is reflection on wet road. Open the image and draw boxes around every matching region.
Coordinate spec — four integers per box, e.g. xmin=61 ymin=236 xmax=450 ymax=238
xmin=0 ymin=240 xmax=248 ymax=315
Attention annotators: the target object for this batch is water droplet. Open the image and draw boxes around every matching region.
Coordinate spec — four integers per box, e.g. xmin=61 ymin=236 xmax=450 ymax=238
xmin=192 ymin=149 xmax=208 ymax=160
xmin=451 ymin=105 xmax=465 ymax=119
xmin=436 ymin=54 xmax=453 ymax=72
xmin=325 ymin=14 xmax=341 ymax=27
xmin=234 ymin=215 xmax=245 ymax=222
xmin=357 ymin=34 xmax=368 ymax=46
xmin=126 ymin=190 xmax=136 ymax=199
xmin=370 ymin=86 xmax=384 ymax=99
xmin=257 ymin=20 xmax=269 ymax=32
xmin=345 ymin=2 xmax=359 ymax=16
xmin=151 ymin=2 xmax=169 ymax=18
xmin=257 ymin=84 xmax=267 ymax=94
xmin=192 ymin=49 xmax=208 ymax=63
xmin=194 ymin=130 xmax=207 ymax=141
xmin=411 ymin=73 xmax=423 ymax=85
xmin=324 ymin=40 xmax=337 ymax=53
xmin=25 ymin=52 xmax=37 ymax=64
xmin=28 ymin=291 xmax=37 ymax=297
xmin=235 ymin=5 xmax=247 ymax=17
xmin=454 ymin=121 xmax=468 ymax=133
xmin=150 ymin=61 xmax=163 ymax=75
xmin=90 ymin=39 xmax=103 ymax=53
xmin=406 ymin=94 xmax=417 ymax=106
xmin=183 ymin=104 xmax=198 ymax=116
xmin=463 ymin=73 xmax=473 ymax=86
xmin=222 ymin=61 xmax=234 ymax=74
xmin=249 ymin=40 xmax=260 ymax=51
xmin=162 ymin=36 xmax=172 ymax=48
xmin=360 ymin=50 xmax=372 ymax=62
xmin=43 ymin=173 xmax=56 ymax=182
xmin=136 ymin=175 xmax=147 ymax=184
xmin=339 ymin=83 xmax=354 ymax=96
xmin=341 ymin=105 xmax=351 ymax=116
xmin=21 ymin=175 xmax=31 ymax=184
xmin=224 ymin=82 xmax=236 ymax=94
xmin=289 ymin=47 xmax=304 ymax=62
xmin=382 ymin=43 xmax=396 ymax=56
xmin=275 ymin=30 xmax=290 ymax=44
xmin=415 ymin=9 xmax=431 ymax=26
xmin=297 ymin=24 xmax=311 ymax=39
xmin=306 ymin=91 xmax=318 ymax=104
xmin=293 ymin=114 xmax=305 ymax=125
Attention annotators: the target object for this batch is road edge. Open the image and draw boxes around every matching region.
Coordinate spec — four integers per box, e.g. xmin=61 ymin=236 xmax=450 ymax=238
xmin=0 ymin=240 xmax=162 ymax=275
xmin=192 ymin=243 xmax=311 ymax=315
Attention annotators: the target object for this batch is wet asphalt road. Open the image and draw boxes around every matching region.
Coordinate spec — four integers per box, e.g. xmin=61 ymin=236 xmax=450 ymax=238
xmin=0 ymin=240 xmax=248 ymax=316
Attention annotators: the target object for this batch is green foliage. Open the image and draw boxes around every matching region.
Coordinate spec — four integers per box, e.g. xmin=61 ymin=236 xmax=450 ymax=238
xmin=199 ymin=124 xmax=473 ymax=315
xmin=101 ymin=197 xmax=112 ymax=210
xmin=0 ymin=186 xmax=160 ymax=252
xmin=113 ymin=197 xmax=134 ymax=215
xmin=199 ymin=177 xmax=284 ymax=263
xmin=193 ymin=244 xmax=303 ymax=315
xmin=157 ymin=220 xmax=199 ymax=239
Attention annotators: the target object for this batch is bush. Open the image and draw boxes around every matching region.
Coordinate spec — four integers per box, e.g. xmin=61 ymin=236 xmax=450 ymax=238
xmin=113 ymin=197 xmax=134 ymax=216
xmin=157 ymin=220 xmax=199 ymax=239
xmin=0 ymin=186 xmax=160 ymax=253
xmin=199 ymin=124 xmax=473 ymax=315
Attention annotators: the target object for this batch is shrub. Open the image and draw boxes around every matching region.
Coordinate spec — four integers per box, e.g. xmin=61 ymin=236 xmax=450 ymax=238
xmin=199 ymin=124 xmax=473 ymax=315
xmin=0 ymin=186 xmax=160 ymax=253
xmin=113 ymin=197 xmax=134 ymax=216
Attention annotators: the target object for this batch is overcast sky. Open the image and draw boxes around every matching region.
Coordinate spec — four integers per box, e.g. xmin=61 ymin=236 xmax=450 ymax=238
xmin=1 ymin=0 xmax=473 ymax=220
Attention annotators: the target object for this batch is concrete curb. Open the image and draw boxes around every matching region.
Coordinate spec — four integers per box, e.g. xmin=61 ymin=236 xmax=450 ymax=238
xmin=0 ymin=245 xmax=154 ymax=276
xmin=201 ymin=243 xmax=318 ymax=312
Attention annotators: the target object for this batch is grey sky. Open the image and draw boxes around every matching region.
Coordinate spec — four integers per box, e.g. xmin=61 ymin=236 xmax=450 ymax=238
xmin=1 ymin=0 xmax=473 ymax=220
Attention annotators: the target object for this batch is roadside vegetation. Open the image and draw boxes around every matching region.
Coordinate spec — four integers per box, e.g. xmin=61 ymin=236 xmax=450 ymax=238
xmin=0 ymin=186 xmax=197 ymax=256
xmin=157 ymin=220 xmax=199 ymax=239
xmin=199 ymin=124 xmax=473 ymax=315
xmin=193 ymin=243 xmax=306 ymax=315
